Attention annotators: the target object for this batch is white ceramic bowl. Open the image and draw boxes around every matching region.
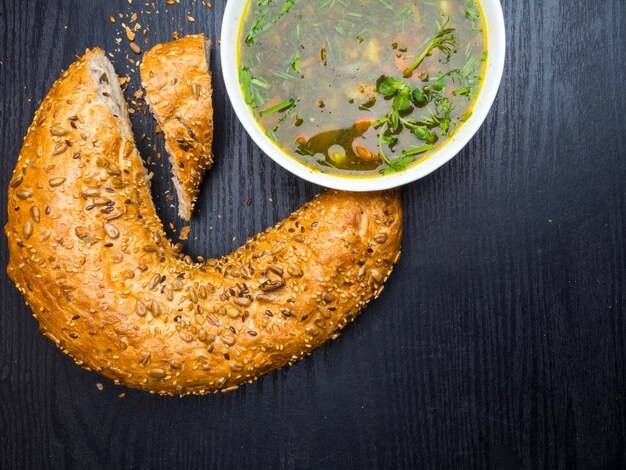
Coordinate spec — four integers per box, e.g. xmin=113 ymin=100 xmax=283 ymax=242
xmin=221 ymin=0 xmax=505 ymax=191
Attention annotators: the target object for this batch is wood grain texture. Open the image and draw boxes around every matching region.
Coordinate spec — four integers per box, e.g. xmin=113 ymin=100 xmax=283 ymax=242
xmin=0 ymin=0 xmax=624 ymax=468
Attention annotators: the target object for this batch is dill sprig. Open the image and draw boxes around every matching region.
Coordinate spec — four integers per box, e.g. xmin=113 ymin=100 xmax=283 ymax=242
xmin=403 ymin=17 xmax=457 ymax=77
xmin=245 ymin=0 xmax=297 ymax=46
xmin=259 ymin=98 xmax=297 ymax=117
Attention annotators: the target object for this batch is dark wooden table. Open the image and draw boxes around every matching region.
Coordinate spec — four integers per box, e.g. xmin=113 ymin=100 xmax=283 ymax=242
xmin=1 ymin=1 xmax=625 ymax=468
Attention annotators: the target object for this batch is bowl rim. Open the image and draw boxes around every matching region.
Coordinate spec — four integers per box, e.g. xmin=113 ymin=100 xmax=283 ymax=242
xmin=220 ymin=0 xmax=506 ymax=191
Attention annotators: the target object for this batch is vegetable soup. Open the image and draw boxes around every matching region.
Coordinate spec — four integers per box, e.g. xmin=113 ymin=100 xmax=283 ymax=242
xmin=239 ymin=0 xmax=487 ymax=176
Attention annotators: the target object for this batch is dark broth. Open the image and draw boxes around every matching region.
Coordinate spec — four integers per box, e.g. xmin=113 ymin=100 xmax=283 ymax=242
xmin=239 ymin=0 xmax=487 ymax=176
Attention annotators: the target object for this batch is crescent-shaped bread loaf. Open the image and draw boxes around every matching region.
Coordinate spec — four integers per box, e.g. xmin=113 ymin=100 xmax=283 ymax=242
xmin=5 ymin=48 xmax=403 ymax=395
xmin=140 ymin=34 xmax=214 ymax=221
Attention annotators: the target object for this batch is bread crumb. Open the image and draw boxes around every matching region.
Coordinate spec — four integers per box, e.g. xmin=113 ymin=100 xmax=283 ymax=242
xmin=179 ymin=225 xmax=191 ymax=240
xmin=96 ymin=383 xmax=104 ymax=391
xmin=124 ymin=25 xmax=136 ymax=41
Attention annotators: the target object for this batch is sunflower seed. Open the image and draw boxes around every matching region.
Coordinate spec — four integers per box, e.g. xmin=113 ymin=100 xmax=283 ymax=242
xmin=30 ymin=206 xmax=40 ymax=223
xmin=52 ymin=142 xmax=68 ymax=155
xmin=188 ymin=287 xmax=198 ymax=304
xmin=261 ymin=279 xmax=285 ymax=292
xmin=93 ymin=197 xmax=110 ymax=206
xmin=10 ymin=175 xmax=23 ymax=188
xmin=179 ymin=330 xmax=193 ymax=342
xmin=104 ymin=223 xmax=120 ymax=239
xmin=75 ymin=226 xmax=90 ymax=240
xmin=23 ymin=221 xmax=33 ymax=239
xmin=136 ymin=300 xmax=147 ymax=317
xmin=49 ymin=177 xmax=66 ymax=187
xmin=373 ymin=233 xmax=388 ymax=244
xmin=197 ymin=328 xmax=207 ymax=342
xmin=149 ymin=368 xmax=166 ymax=378
xmin=305 ymin=327 xmax=319 ymax=337
xmin=191 ymin=83 xmax=201 ymax=99
xmin=130 ymin=42 xmax=142 ymax=54
xmin=215 ymin=377 xmax=227 ymax=389
xmin=140 ymin=352 xmax=151 ymax=367
xmin=206 ymin=313 xmax=221 ymax=327
xmin=16 ymin=190 xmax=32 ymax=200
xmin=151 ymin=300 xmax=162 ymax=317
xmin=198 ymin=285 xmax=207 ymax=299
xmin=225 ymin=306 xmax=241 ymax=319
xmin=371 ymin=269 xmax=383 ymax=283
xmin=268 ymin=265 xmax=283 ymax=276
xmin=81 ymin=189 xmax=100 ymax=198
xmin=50 ymin=125 xmax=68 ymax=136
xmin=255 ymin=293 xmax=274 ymax=302
xmin=148 ymin=273 xmax=161 ymax=290
xmin=287 ymin=264 xmax=303 ymax=277
xmin=123 ymin=141 xmax=133 ymax=158
xmin=233 ymin=296 xmax=252 ymax=307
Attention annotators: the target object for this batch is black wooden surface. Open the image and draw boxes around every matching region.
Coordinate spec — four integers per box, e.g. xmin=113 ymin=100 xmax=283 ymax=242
xmin=1 ymin=0 xmax=625 ymax=468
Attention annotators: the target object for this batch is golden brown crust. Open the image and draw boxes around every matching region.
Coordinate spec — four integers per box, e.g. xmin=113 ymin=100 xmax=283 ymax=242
xmin=140 ymin=34 xmax=214 ymax=220
xmin=5 ymin=49 xmax=403 ymax=396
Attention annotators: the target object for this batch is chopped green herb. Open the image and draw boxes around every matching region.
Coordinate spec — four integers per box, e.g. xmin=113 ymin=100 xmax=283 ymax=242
xmin=260 ymin=98 xmax=296 ymax=117
xmin=413 ymin=126 xmax=438 ymax=144
xmin=377 ymin=76 xmax=405 ymax=97
xmin=272 ymin=100 xmax=299 ymax=131
xmin=453 ymin=86 xmax=472 ymax=97
xmin=246 ymin=0 xmax=297 ymax=45
xmin=240 ymin=67 xmax=257 ymax=108
xmin=402 ymin=143 xmax=435 ymax=157
xmin=289 ymin=54 xmax=302 ymax=76
xmin=295 ymin=143 xmax=315 ymax=156
xmin=411 ymin=88 xmax=427 ymax=104
xmin=358 ymin=96 xmax=377 ymax=111
xmin=403 ymin=17 xmax=458 ymax=77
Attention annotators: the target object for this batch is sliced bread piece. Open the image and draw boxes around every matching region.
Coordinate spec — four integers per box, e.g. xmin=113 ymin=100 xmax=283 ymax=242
xmin=140 ymin=34 xmax=214 ymax=220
